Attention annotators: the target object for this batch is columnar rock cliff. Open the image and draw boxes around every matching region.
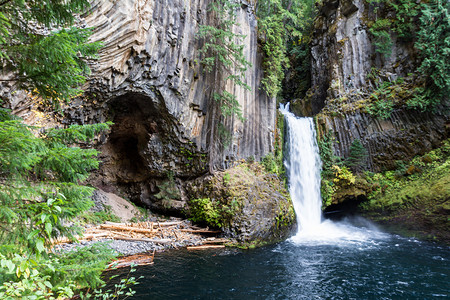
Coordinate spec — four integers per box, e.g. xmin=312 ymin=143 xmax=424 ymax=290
xmin=65 ymin=0 xmax=276 ymax=206
xmin=1 ymin=0 xmax=278 ymax=214
xmin=303 ymin=0 xmax=447 ymax=172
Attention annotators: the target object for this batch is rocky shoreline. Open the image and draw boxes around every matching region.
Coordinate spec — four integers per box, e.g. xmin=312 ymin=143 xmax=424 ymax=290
xmin=54 ymin=219 xmax=231 ymax=257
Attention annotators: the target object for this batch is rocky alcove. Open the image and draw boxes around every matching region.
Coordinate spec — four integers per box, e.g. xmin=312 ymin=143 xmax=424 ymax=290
xmin=106 ymin=93 xmax=156 ymax=184
xmin=89 ymin=91 xmax=208 ymax=215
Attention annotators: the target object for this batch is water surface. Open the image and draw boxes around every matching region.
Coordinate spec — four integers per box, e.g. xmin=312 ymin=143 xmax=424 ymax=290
xmin=116 ymin=219 xmax=449 ymax=299
xmin=115 ymin=106 xmax=449 ymax=299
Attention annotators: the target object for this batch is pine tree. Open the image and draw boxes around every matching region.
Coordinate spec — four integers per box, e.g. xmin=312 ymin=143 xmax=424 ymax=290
xmin=0 ymin=0 xmax=101 ymax=106
xmin=345 ymin=139 xmax=368 ymax=172
xmin=197 ymin=0 xmax=251 ymax=122
xmin=197 ymin=0 xmax=252 ymax=170
xmin=0 ymin=110 xmax=116 ymax=296
xmin=0 ymin=112 xmax=111 ymax=255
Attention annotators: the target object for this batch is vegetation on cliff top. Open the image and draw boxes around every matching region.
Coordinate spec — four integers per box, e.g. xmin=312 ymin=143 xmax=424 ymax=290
xmin=366 ymin=0 xmax=450 ymax=117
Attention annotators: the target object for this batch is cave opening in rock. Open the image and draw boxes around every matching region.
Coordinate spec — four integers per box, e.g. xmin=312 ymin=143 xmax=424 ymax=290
xmin=108 ymin=135 xmax=146 ymax=181
xmin=94 ymin=92 xmax=166 ymax=206
xmin=323 ymin=195 xmax=366 ymax=221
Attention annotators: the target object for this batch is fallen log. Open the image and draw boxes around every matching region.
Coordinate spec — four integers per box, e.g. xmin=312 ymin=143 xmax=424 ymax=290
xmin=100 ymin=224 xmax=156 ymax=234
xmin=180 ymin=229 xmax=221 ymax=234
xmin=83 ymin=232 xmax=110 ymax=240
xmin=115 ymin=237 xmax=172 ymax=244
xmin=106 ymin=253 xmax=155 ymax=270
xmin=187 ymin=245 xmax=225 ymax=250
xmin=203 ymin=238 xmax=230 ymax=244
xmin=155 ymin=221 xmax=183 ymax=227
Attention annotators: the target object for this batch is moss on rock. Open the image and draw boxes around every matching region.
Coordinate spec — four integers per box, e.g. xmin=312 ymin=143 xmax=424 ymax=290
xmin=359 ymin=140 xmax=450 ymax=244
xmin=185 ymin=161 xmax=296 ymax=246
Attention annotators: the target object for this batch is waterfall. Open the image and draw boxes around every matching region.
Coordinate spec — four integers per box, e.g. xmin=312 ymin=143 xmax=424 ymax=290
xmin=280 ymin=104 xmax=323 ymax=233
xmin=280 ymin=104 xmax=384 ymax=244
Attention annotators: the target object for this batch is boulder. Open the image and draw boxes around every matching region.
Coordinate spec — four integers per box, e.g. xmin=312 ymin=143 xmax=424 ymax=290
xmin=185 ymin=162 xmax=296 ymax=245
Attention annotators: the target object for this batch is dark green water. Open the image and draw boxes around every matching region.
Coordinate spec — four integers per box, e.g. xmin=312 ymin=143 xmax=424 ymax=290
xmin=113 ymin=220 xmax=449 ymax=299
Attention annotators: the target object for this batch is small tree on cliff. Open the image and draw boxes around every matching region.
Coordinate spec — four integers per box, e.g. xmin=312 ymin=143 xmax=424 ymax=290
xmin=197 ymin=0 xmax=251 ymax=170
xmin=0 ymin=0 xmax=101 ymax=107
xmin=345 ymin=139 xmax=368 ymax=172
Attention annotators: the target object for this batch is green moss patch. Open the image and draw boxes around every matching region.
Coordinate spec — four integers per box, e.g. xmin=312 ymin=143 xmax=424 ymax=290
xmin=360 ymin=140 xmax=450 ymax=243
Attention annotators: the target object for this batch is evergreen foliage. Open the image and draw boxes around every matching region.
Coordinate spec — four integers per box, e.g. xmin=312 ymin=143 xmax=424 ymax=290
xmin=257 ymin=0 xmax=315 ymax=98
xmin=0 ymin=115 xmax=111 ymax=254
xmin=197 ymin=0 xmax=251 ymax=123
xmin=367 ymin=0 xmax=419 ymax=56
xmin=410 ymin=0 xmax=450 ymax=111
xmin=0 ymin=110 xmax=116 ymax=296
xmin=0 ymin=0 xmax=101 ymax=106
xmin=345 ymin=139 xmax=368 ymax=172
xmin=366 ymin=0 xmax=449 ymax=113
xmin=368 ymin=18 xmax=393 ymax=57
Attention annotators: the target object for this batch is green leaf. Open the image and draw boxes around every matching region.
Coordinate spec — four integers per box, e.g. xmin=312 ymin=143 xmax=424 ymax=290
xmin=5 ymin=260 xmax=15 ymax=273
xmin=36 ymin=239 xmax=45 ymax=253
xmin=41 ymin=214 xmax=47 ymax=224
xmin=27 ymin=229 xmax=40 ymax=240
xmin=45 ymin=222 xmax=52 ymax=237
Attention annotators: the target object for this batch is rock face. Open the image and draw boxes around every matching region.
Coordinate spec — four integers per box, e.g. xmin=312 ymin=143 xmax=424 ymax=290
xmin=310 ymin=0 xmax=415 ymax=113
xmin=185 ymin=162 xmax=296 ymax=245
xmin=307 ymin=0 xmax=448 ymax=172
xmin=60 ymin=0 xmax=276 ymax=206
xmin=316 ymin=110 xmax=447 ymax=172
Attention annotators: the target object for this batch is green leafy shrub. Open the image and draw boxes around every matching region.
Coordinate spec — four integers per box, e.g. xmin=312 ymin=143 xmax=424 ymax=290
xmin=189 ymin=198 xmax=223 ymax=228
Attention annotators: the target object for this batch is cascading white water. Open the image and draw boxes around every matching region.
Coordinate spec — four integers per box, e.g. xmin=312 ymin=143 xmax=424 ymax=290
xmin=281 ymin=104 xmax=323 ymax=232
xmin=280 ymin=104 xmax=387 ymax=244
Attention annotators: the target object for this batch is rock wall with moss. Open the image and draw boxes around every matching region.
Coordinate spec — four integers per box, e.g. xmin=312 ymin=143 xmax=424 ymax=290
xmin=185 ymin=162 xmax=295 ymax=245
xmin=296 ymin=1 xmax=450 ymax=242
xmin=293 ymin=0 xmax=448 ymax=174
xmin=358 ymin=140 xmax=450 ymax=244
